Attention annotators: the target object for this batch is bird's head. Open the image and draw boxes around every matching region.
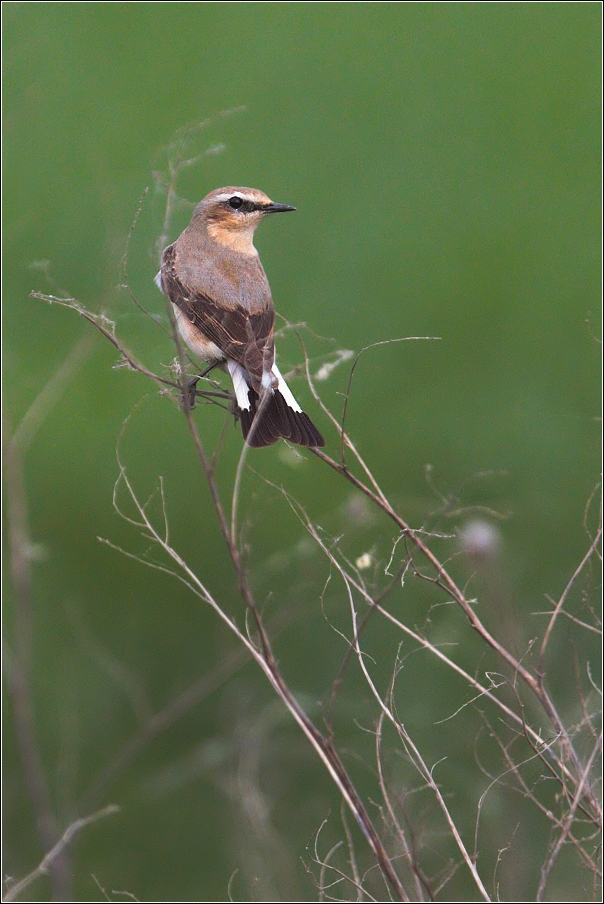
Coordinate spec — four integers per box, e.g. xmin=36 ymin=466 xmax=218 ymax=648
xmin=191 ymin=187 xmax=296 ymax=254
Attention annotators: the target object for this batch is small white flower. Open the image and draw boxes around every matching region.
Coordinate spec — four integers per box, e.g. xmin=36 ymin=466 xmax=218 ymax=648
xmin=355 ymin=552 xmax=374 ymax=571
xmin=458 ymin=520 xmax=501 ymax=561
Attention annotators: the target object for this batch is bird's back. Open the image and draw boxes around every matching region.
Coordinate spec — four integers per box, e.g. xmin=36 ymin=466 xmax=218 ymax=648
xmin=172 ymin=225 xmax=273 ymax=314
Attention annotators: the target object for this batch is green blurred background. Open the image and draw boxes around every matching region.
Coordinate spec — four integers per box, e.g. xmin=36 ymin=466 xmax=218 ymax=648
xmin=3 ymin=3 xmax=601 ymax=901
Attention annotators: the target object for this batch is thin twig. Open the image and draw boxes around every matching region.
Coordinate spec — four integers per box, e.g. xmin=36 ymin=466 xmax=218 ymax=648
xmin=536 ymin=730 xmax=603 ymax=900
xmin=538 ymin=525 xmax=603 ymax=669
xmin=111 ymin=408 xmax=409 ymax=901
xmin=375 ymin=711 xmax=428 ymax=902
xmin=31 ymin=157 xmax=602 ymax=901
xmin=337 ymin=338 xmax=440 ymax=467
xmin=478 ymin=710 xmax=601 ymax=878
xmin=4 ymin=345 xmax=99 ymax=901
xmin=309 ymin=445 xmax=602 ymax=826
xmin=78 ymin=634 xmax=260 ymax=812
xmin=292 ymin=492 xmax=490 ymax=901
xmin=4 ymin=805 xmax=119 ymax=902
xmin=9 ymin=334 xmax=94 ymax=454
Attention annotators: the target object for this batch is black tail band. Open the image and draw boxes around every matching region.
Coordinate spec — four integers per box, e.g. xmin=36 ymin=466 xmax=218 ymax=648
xmin=239 ymin=389 xmax=325 ymax=448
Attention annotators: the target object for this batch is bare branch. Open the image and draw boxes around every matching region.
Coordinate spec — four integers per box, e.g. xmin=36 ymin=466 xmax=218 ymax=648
xmin=4 ymin=805 xmax=119 ymax=902
xmin=538 ymin=524 xmax=603 ymax=668
xmin=4 ymin=345 xmax=98 ymax=901
xmin=9 ymin=334 xmax=94 ymax=455
xmin=536 ymin=731 xmax=603 ymax=900
xmin=309 ymin=444 xmax=602 ymax=826
xmin=23 ymin=151 xmax=601 ymax=902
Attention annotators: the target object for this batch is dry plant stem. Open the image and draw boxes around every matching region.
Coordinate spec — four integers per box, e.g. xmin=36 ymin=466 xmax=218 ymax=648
xmin=516 ymin=688 xmax=598 ymax=827
xmin=3 ymin=338 xmax=96 ymax=902
xmin=572 ymin=643 xmax=599 ymax=743
xmin=478 ymin=711 xmax=601 ymax=878
xmin=473 ymin=719 xmax=565 ymax=862
xmin=177 ymin=405 xmax=409 ymax=901
xmin=536 ymin=730 xmax=603 ymax=901
xmin=536 ymin=601 xmax=602 ymax=635
xmin=3 ymin=806 xmax=119 ymax=903
xmin=387 ymin=695 xmax=491 ymax=902
xmin=375 ymin=711 xmax=428 ymax=903
xmin=113 ymin=421 xmax=409 ymax=901
xmin=78 ymin=639 xmax=256 ymax=813
xmin=149 ymin=325 xmax=408 ymax=899
xmin=311 ymin=820 xmax=380 ymax=904
xmin=260 ymin=467 xmax=601 ymax=897
xmin=297 ymin=501 xmax=491 ymax=901
xmin=4 ymin=434 xmax=71 ymax=901
xmin=538 ymin=524 xmax=603 ymax=669
xmin=273 ymin=475 xmax=578 ymax=794
xmin=154 ymin=108 xmax=245 ymax=260
xmin=310 ymin=822 xmax=342 ymax=904
xmin=120 ymin=186 xmax=171 ymax=336
xmin=310 ymin=447 xmax=602 ymax=827
xmin=339 ymin=803 xmax=363 ymax=902
xmin=35 ymin=272 xmax=600 ymax=895
xmin=378 ymin=607 xmax=584 ymax=800
xmin=156 ymin=117 xmax=215 ymax=259
xmin=318 ymin=842 xmax=349 ymax=902
xmin=306 ymin=346 xmax=595 ymax=785
xmin=325 ymin=562 xmax=408 ymax=737
xmin=30 ymin=293 xmax=179 ymax=392
xmin=338 ymin=339 xmax=440 ymax=470
xmin=31 ymin=293 xmax=231 ymax=409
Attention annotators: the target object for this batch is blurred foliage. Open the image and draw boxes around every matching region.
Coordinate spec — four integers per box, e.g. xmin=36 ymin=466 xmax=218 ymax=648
xmin=3 ymin=3 xmax=600 ymax=902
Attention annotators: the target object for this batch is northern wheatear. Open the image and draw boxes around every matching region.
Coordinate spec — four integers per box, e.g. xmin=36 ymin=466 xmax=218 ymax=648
xmin=155 ymin=187 xmax=325 ymax=448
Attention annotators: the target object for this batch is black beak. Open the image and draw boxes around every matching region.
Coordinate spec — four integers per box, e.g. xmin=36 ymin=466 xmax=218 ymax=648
xmin=263 ymin=202 xmax=296 ymax=214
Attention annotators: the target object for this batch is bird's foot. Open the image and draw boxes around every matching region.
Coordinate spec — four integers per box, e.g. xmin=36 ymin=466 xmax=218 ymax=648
xmin=181 ymin=361 xmax=222 ymax=409
xmin=183 ymin=376 xmax=200 ymax=409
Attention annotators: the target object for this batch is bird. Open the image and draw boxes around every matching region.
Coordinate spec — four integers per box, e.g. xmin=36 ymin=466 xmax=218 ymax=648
xmin=155 ymin=186 xmax=325 ymax=448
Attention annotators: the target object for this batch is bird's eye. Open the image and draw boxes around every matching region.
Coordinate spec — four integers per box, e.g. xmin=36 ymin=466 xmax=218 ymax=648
xmin=228 ymin=197 xmax=243 ymax=210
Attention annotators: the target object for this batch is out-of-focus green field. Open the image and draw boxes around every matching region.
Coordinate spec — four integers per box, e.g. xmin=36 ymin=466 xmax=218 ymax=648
xmin=4 ymin=4 xmax=600 ymax=901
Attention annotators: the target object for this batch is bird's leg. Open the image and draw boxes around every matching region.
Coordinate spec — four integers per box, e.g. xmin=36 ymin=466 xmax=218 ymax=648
xmin=183 ymin=361 xmax=222 ymax=408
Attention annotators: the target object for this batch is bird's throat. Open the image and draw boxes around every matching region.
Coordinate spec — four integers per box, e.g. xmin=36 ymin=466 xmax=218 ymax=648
xmin=207 ymin=221 xmax=259 ymax=255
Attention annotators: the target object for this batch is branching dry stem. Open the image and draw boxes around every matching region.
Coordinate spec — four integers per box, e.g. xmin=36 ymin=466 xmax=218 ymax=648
xmin=13 ymin=135 xmax=600 ymax=901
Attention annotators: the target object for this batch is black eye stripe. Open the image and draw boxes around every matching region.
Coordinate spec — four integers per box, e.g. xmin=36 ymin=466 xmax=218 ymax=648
xmin=227 ymin=196 xmax=257 ymax=212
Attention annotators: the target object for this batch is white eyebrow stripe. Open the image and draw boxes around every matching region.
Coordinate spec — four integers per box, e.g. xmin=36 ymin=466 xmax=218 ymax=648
xmin=212 ymin=192 xmax=248 ymax=204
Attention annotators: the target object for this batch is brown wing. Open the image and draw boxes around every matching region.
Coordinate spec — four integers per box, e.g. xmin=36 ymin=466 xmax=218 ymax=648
xmin=161 ymin=244 xmax=274 ymax=382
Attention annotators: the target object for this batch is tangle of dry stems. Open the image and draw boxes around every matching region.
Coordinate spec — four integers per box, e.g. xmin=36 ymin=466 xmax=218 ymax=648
xmin=24 ymin=276 xmax=602 ymax=901
xmin=9 ymin=123 xmax=600 ymax=900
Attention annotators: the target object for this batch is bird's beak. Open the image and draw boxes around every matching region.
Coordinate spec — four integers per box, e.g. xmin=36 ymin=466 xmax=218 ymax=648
xmin=263 ymin=202 xmax=296 ymax=214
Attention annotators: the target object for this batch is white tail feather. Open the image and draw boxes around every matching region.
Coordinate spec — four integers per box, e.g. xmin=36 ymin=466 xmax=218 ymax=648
xmin=227 ymin=360 xmax=252 ymax=411
xmin=271 ymin=363 xmax=302 ymax=412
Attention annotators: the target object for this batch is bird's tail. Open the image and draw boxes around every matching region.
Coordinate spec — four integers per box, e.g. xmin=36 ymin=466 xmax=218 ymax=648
xmin=228 ymin=360 xmax=325 ymax=448
xmin=240 ymin=387 xmax=325 ymax=447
